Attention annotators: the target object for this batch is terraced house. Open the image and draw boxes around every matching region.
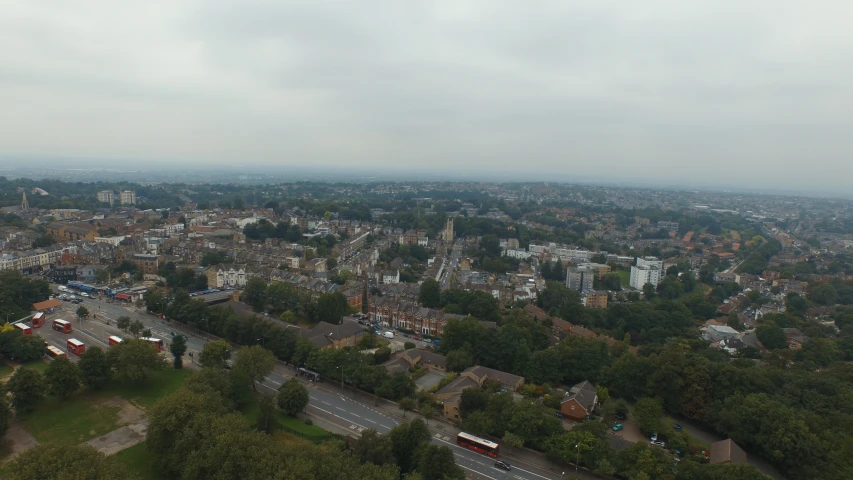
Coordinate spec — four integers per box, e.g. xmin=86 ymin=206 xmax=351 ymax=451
xmin=368 ymin=296 xmax=463 ymax=336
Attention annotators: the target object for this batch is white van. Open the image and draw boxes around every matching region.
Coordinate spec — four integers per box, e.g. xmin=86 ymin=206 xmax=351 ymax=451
xmin=383 ymin=331 xmax=394 ymax=339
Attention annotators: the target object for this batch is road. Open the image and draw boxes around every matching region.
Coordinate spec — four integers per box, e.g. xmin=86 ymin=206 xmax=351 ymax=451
xmin=440 ymin=239 xmax=464 ymax=290
xmin=37 ymin=289 xmax=580 ymax=480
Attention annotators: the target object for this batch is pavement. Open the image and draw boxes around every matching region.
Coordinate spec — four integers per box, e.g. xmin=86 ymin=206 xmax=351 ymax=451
xmin=37 ymin=286 xmax=593 ymax=479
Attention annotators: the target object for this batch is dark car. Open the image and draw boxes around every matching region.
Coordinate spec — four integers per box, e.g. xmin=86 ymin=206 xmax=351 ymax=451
xmin=494 ymin=461 xmax=511 ymax=471
xmin=616 ymin=413 xmax=627 ymax=420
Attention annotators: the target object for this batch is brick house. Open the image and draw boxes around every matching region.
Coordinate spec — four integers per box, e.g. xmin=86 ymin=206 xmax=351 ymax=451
xmin=559 ymin=380 xmax=599 ymax=421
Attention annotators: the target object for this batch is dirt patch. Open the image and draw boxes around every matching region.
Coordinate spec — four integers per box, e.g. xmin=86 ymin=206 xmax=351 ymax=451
xmin=85 ymin=422 xmax=148 ymax=456
xmin=95 ymin=396 xmax=145 ymax=425
xmin=0 ymin=419 xmax=38 ymax=459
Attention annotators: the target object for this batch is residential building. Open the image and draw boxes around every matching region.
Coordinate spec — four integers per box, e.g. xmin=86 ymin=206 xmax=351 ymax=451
xmin=566 ymin=265 xmax=594 ymax=292
xmin=658 ymin=221 xmax=679 ymax=231
xmin=580 ymin=290 xmax=608 ymax=309
xmin=560 ymin=381 xmax=599 ymax=421
xmin=97 ymin=190 xmax=115 ymax=205
xmin=206 ymin=264 xmax=248 ymax=288
xmin=384 ymin=348 xmax=447 ymax=376
xmin=710 ymin=439 xmax=747 ymax=464
xmin=435 ymin=366 xmax=525 ymax=420
xmin=630 ymin=256 xmax=663 ymax=289
xmin=119 ymin=190 xmax=136 ymax=205
xmin=128 ymin=253 xmax=159 ymax=275
xmin=382 ymin=270 xmax=400 ymax=284
xmin=291 ymin=321 xmax=364 ymax=350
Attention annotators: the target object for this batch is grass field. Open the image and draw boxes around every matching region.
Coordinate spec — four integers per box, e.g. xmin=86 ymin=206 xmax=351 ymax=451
xmin=0 ymin=362 xmax=13 ymax=378
xmin=113 ymin=443 xmax=163 ymax=480
xmin=101 ymin=368 xmax=191 ymax=408
xmin=20 ymin=359 xmax=49 ymax=374
xmin=20 ymin=395 xmax=122 ymax=445
xmin=617 ymin=269 xmax=631 ymax=287
xmin=242 ymin=397 xmax=332 ymax=443
xmin=18 ymin=367 xmax=190 ymax=447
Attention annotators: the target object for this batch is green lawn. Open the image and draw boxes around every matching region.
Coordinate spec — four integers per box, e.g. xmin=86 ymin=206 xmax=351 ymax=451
xmin=20 ymin=395 xmax=122 ymax=445
xmin=242 ymin=397 xmax=332 ymax=443
xmin=113 ymin=443 xmax=164 ymax=480
xmin=101 ymin=367 xmax=191 ymax=408
xmin=617 ymin=269 xmax=631 ymax=287
xmin=20 ymin=359 xmax=49 ymax=374
xmin=0 ymin=362 xmax=14 ymax=378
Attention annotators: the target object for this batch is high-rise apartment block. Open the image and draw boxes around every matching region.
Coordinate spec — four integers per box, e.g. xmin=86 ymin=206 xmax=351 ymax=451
xmin=630 ymin=256 xmax=663 ymax=289
xmin=120 ymin=190 xmax=136 ymax=205
xmin=97 ymin=190 xmax=115 ymax=205
xmin=566 ymin=265 xmax=594 ymax=292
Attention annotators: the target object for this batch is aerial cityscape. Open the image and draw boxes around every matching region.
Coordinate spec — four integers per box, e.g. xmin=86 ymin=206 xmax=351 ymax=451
xmin=2 ymin=1 xmax=852 ymax=480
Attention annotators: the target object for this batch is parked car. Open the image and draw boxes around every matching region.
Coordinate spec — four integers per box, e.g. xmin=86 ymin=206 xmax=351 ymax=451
xmin=675 ymin=424 xmax=683 ymax=431
xmin=612 ymin=424 xmax=623 ymax=432
xmin=616 ymin=413 xmax=627 ymax=420
xmin=651 ymin=441 xmax=667 ymax=448
xmin=494 ymin=461 xmax=511 ymax=471
xmin=650 ymin=433 xmax=658 ymax=442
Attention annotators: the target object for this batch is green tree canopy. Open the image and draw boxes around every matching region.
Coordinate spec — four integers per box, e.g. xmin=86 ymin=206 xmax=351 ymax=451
xmin=44 ymin=356 xmax=80 ymax=399
xmin=277 ymin=377 xmax=309 ymax=416
xmin=234 ymin=345 xmax=275 ymax=391
xmin=8 ymin=443 xmax=138 ymax=480
xmin=107 ymin=338 xmax=163 ymax=382
xmin=78 ymin=346 xmax=112 ymax=389
xmin=199 ymin=340 xmax=232 ymax=369
xmin=418 ymin=279 xmax=441 ymax=308
xmin=6 ymin=367 xmax=45 ymax=413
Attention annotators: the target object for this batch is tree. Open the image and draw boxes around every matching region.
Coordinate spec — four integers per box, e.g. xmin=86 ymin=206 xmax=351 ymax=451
xmin=75 ymin=305 xmax=89 ymax=320
xmin=277 ymin=377 xmax=309 ymax=415
xmin=279 ymin=310 xmax=295 ymax=323
xmin=78 ymin=346 xmax=112 ymax=390
xmin=420 ymin=403 xmax=436 ymax=425
xmin=603 ymin=273 xmax=622 ymax=291
xmin=0 ymin=394 xmax=11 ymax=437
xmin=419 ymin=279 xmax=441 ymax=308
xmin=44 ymin=356 xmax=80 ymax=399
xmin=9 ymin=443 xmax=138 ymax=480
xmin=257 ymin=392 xmax=278 ymax=434
xmin=445 ymin=349 xmax=474 ymax=372
xmin=416 ymin=444 xmax=466 ymax=480
xmin=353 ymin=428 xmax=396 ymax=465
xmin=6 ymin=367 xmax=44 ymax=413
xmin=128 ymin=319 xmax=144 ymax=337
xmin=199 ymin=340 xmax=231 ymax=369
xmin=633 ymin=397 xmax=664 ymax=436
xmin=389 ymin=419 xmax=431 ymax=474
xmin=317 ymin=292 xmax=350 ymax=324
xmin=108 ymin=339 xmax=163 ymax=382
xmin=502 ymin=431 xmax=524 ymax=455
xmin=116 ymin=315 xmax=131 ymax=332
xmin=399 ymin=397 xmax=415 ymax=417
xmin=756 ymin=323 xmax=787 ymax=350
xmin=235 ymin=345 xmax=275 ymax=391
xmin=404 ymin=341 xmax=416 ymax=350
xmin=170 ymin=334 xmax=187 ymax=369
xmin=242 ymin=278 xmax=268 ymax=309
xmin=8 ymin=335 xmax=46 ymax=362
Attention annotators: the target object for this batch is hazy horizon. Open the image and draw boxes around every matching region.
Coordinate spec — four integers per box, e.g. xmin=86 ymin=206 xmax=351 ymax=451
xmin=2 ymin=1 xmax=852 ymax=192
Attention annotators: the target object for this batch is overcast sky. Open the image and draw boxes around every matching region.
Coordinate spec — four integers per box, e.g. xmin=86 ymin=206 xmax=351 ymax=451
xmin=1 ymin=1 xmax=852 ymax=190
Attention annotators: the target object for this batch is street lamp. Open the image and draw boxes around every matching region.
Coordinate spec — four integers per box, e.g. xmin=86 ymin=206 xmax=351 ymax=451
xmin=575 ymin=444 xmax=579 ymax=475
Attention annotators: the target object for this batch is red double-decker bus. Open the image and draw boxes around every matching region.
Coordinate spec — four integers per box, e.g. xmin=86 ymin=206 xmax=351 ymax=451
xmin=108 ymin=336 xmax=123 ymax=346
xmin=52 ymin=319 xmax=72 ymax=334
xmin=14 ymin=323 xmax=32 ymax=335
xmin=140 ymin=337 xmax=164 ymax=352
xmin=46 ymin=345 xmax=66 ymax=358
xmin=31 ymin=312 xmax=46 ymax=328
xmin=67 ymin=338 xmax=86 ymax=356
xmin=456 ymin=432 xmax=499 ymax=458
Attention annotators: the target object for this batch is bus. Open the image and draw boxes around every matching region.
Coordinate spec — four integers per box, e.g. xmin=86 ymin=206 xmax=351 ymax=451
xmin=46 ymin=345 xmax=66 ymax=358
xmin=108 ymin=336 xmax=123 ymax=346
xmin=52 ymin=319 xmax=72 ymax=334
xmin=14 ymin=323 xmax=32 ymax=335
xmin=456 ymin=432 xmax=500 ymax=458
xmin=67 ymin=338 xmax=86 ymax=356
xmin=140 ymin=337 xmax=164 ymax=352
xmin=31 ymin=312 xmax=45 ymax=328
xmin=297 ymin=367 xmax=321 ymax=382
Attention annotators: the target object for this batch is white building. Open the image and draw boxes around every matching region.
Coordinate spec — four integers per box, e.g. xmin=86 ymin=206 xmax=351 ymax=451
xmin=97 ymin=190 xmax=115 ymax=205
xmin=208 ymin=265 xmax=247 ymax=288
xmin=382 ymin=270 xmax=400 ymax=284
xmin=630 ymin=257 xmax=663 ymax=289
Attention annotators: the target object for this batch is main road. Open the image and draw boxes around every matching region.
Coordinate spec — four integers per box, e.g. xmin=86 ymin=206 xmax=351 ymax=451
xmin=37 ymin=288 xmax=583 ymax=480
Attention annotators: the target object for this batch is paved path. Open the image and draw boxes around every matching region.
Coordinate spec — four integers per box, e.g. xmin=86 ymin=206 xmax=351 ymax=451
xmin=85 ymin=421 xmax=148 ymax=456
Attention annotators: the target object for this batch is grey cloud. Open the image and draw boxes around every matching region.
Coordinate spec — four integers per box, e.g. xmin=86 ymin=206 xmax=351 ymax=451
xmin=0 ymin=0 xmax=852 ymax=191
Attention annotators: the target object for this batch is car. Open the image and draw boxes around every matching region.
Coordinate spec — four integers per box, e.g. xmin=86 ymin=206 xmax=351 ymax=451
xmin=650 ymin=433 xmax=658 ymax=442
xmin=651 ymin=441 xmax=667 ymax=448
xmin=616 ymin=413 xmax=627 ymax=420
xmin=674 ymin=424 xmax=683 ymax=431
xmin=494 ymin=461 xmax=511 ymax=471
xmin=612 ymin=424 xmax=623 ymax=431
xmin=357 ymin=320 xmax=366 ymax=325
